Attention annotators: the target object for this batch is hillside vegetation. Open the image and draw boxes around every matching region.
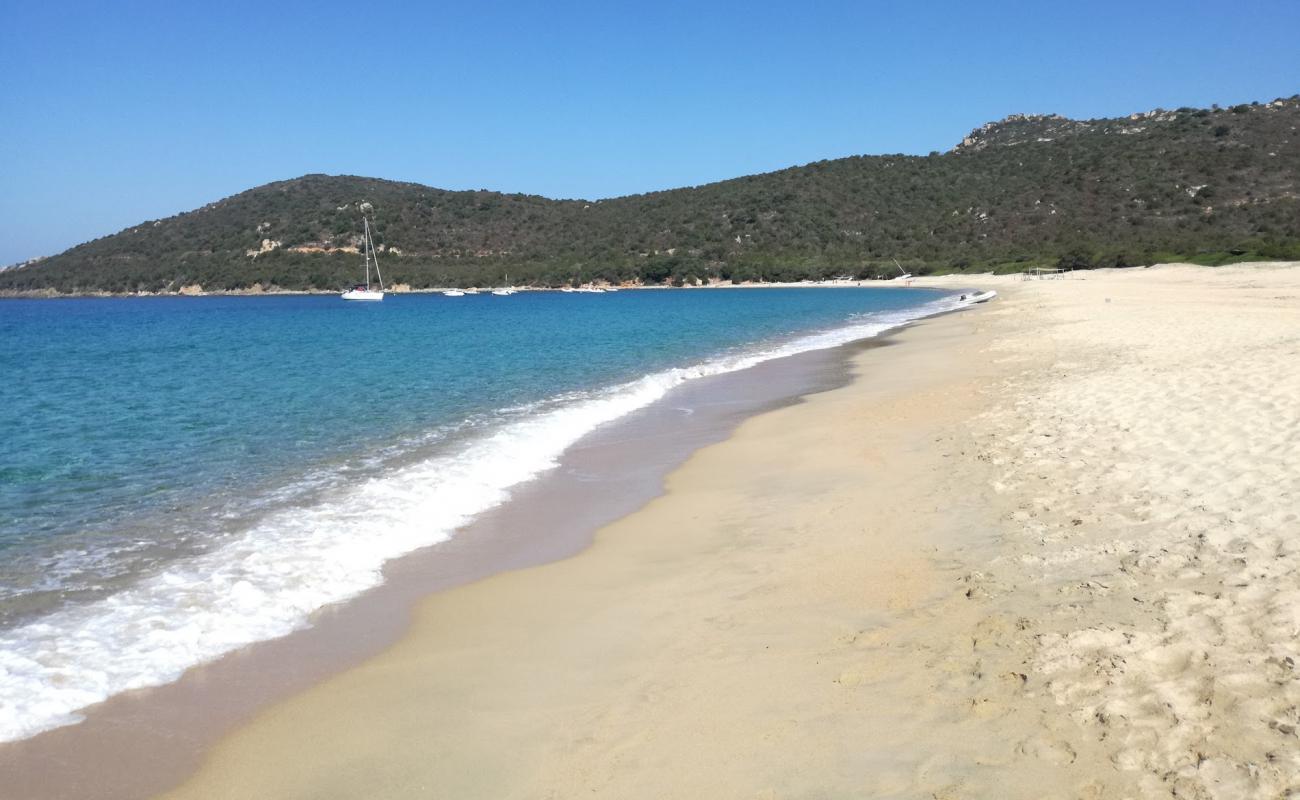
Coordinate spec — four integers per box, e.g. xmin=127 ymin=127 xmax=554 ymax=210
xmin=4 ymin=96 xmax=1299 ymax=293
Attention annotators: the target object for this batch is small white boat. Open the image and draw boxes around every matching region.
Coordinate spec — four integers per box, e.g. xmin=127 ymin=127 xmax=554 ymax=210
xmin=443 ymin=289 xmax=466 ymax=297
xmin=892 ymin=258 xmax=912 ymax=282
xmin=561 ymin=286 xmax=576 ymax=293
xmin=492 ymin=274 xmax=517 ymax=296
xmin=462 ymin=288 xmax=479 ymax=295
xmin=341 ymin=215 xmax=385 ymax=301
xmin=958 ymin=290 xmax=998 ymax=305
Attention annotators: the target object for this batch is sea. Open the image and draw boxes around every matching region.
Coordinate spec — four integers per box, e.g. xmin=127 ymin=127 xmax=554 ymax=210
xmin=0 ymin=286 xmax=960 ymax=742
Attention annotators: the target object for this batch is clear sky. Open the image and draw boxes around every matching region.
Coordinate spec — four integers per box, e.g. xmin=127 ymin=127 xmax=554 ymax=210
xmin=2 ymin=0 xmax=1298 ymax=265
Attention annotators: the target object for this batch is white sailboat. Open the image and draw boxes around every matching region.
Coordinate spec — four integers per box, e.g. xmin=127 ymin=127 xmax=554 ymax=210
xmin=341 ymin=216 xmax=386 ymax=301
xmin=491 ymin=273 xmax=517 ymax=296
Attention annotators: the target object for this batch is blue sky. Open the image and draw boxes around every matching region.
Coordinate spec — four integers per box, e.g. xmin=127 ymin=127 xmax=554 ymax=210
xmin=2 ymin=0 xmax=1298 ymax=265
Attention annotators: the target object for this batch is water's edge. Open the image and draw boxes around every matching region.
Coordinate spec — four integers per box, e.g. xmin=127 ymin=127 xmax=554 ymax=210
xmin=0 ymin=299 xmax=971 ymax=800
xmin=1 ymin=291 xmax=959 ymax=745
xmin=0 ymin=336 xmax=905 ymax=800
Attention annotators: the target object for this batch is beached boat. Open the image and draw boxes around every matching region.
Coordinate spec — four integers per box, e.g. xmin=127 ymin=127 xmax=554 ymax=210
xmin=341 ymin=216 xmax=385 ymax=301
xmin=959 ymin=290 xmax=997 ymax=305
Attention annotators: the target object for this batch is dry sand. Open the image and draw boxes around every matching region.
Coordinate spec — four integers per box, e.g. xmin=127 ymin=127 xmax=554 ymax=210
xmin=154 ymin=264 xmax=1299 ymax=800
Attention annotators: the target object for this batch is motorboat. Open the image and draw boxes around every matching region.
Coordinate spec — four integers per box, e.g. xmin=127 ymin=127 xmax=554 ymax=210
xmin=958 ymin=290 xmax=998 ymax=305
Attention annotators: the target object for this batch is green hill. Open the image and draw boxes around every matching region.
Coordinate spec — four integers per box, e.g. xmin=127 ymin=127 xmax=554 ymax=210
xmin=4 ymin=96 xmax=1299 ymax=293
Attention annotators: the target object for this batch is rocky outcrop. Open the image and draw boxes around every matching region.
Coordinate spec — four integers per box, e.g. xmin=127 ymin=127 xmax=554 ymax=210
xmin=953 ymin=97 xmax=1300 ymax=153
xmin=244 ymin=239 xmax=281 ymax=258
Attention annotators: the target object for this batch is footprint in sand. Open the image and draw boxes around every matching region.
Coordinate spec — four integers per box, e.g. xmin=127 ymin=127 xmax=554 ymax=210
xmin=1015 ymin=735 xmax=1077 ymax=765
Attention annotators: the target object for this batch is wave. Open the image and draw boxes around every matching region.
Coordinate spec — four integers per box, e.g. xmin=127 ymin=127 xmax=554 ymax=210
xmin=0 ymin=292 xmax=968 ymax=742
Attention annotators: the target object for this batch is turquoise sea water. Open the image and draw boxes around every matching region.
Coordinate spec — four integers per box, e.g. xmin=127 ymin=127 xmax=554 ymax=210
xmin=0 ymin=286 xmax=954 ymax=741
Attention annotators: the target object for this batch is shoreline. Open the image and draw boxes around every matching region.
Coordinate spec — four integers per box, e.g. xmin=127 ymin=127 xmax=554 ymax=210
xmin=0 ymin=287 xmax=961 ymax=749
xmin=0 ymin=280 xmax=922 ymax=299
xmin=0 ymin=287 xmax=958 ymax=753
xmin=2 ymin=260 xmax=1295 ymax=300
xmin=148 ymin=290 xmax=1002 ymax=799
xmin=0 ymin=309 xmax=925 ymax=799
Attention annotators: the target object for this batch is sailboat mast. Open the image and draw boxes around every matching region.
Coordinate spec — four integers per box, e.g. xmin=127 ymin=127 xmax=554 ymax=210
xmin=368 ymin=220 xmax=385 ymax=290
xmin=363 ymin=217 xmax=373 ymax=289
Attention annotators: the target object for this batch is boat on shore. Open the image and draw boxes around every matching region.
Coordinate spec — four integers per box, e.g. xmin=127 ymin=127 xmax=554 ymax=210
xmin=958 ymin=290 xmax=997 ymax=305
xmin=341 ymin=215 xmax=385 ymax=301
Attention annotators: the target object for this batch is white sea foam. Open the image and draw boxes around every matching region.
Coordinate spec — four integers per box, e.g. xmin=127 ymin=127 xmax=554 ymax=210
xmin=0 ymin=293 xmax=968 ymax=742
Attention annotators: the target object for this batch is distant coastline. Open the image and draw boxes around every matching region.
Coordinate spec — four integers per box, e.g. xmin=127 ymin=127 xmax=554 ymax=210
xmin=0 ymin=277 xmax=926 ymax=299
xmin=4 ymin=96 xmax=1296 ymax=296
xmin=2 ymin=260 xmax=1294 ymax=299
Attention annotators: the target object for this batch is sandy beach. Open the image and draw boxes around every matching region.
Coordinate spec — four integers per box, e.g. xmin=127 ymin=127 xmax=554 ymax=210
xmin=14 ymin=263 xmax=1298 ymax=799
xmin=7 ymin=3 xmax=1298 ymax=796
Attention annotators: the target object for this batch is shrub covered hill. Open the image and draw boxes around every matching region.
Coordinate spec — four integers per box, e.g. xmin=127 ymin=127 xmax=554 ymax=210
xmin=5 ymin=96 xmax=1299 ymax=293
